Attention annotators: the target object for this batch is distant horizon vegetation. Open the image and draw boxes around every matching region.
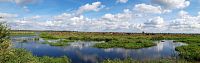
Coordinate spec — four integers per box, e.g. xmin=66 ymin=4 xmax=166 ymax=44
xmin=11 ymin=30 xmax=200 ymax=34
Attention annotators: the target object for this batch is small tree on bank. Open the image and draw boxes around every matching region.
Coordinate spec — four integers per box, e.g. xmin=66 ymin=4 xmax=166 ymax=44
xmin=0 ymin=22 xmax=11 ymax=49
xmin=0 ymin=22 xmax=12 ymax=62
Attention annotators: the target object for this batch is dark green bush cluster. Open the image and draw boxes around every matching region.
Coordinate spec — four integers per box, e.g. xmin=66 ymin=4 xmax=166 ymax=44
xmin=176 ymin=44 xmax=200 ymax=61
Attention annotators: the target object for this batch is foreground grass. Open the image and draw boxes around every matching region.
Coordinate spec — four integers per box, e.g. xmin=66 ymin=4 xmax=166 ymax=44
xmin=0 ymin=49 xmax=71 ymax=63
xmin=102 ymin=58 xmax=192 ymax=63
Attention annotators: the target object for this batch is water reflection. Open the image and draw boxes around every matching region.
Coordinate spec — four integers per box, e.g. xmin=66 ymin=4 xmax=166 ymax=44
xmin=102 ymin=40 xmax=186 ymax=61
xmin=12 ymin=36 xmax=186 ymax=63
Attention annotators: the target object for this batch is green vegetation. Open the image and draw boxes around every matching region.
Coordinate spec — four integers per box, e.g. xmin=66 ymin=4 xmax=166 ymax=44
xmin=40 ymin=32 xmax=156 ymax=49
xmin=102 ymin=58 xmax=191 ymax=63
xmin=175 ymin=44 xmax=200 ymax=61
xmin=94 ymin=40 xmax=155 ymax=49
xmin=0 ymin=23 xmax=12 ymax=63
xmin=39 ymin=56 xmax=71 ymax=63
xmin=169 ymin=35 xmax=200 ymax=61
xmin=0 ymin=49 xmax=71 ymax=63
xmin=11 ymin=31 xmax=36 ymax=36
xmin=0 ymin=23 xmax=71 ymax=63
xmin=42 ymin=39 xmax=73 ymax=46
xmin=40 ymin=32 xmax=64 ymax=39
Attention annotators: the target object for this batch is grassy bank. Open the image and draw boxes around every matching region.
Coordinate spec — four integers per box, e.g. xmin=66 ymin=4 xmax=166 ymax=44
xmin=175 ymin=44 xmax=200 ymax=61
xmin=102 ymin=58 xmax=192 ymax=63
xmin=171 ymin=35 xmax=200 ymax=61
xmin=0 ymin=49 xmax=71 ymax=63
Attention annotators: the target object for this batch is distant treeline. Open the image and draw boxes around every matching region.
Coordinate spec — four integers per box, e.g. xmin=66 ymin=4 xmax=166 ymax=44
xmin=11 ymin=30 xmax=200 ymax=35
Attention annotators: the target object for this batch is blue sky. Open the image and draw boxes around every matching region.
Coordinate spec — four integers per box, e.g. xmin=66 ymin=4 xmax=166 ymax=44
xmin=0 ymin=0 xmax=200 ymax=33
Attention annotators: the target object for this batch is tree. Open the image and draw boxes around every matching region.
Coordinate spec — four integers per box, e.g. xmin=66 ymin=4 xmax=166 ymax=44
xmin=0 ymin=22 xmax=12 ymax=62
xmin=0 ymin=22 xmax=11 ymax=49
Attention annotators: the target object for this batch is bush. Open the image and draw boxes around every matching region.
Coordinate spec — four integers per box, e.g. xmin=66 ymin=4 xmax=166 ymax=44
xmin=176 ymin=44 xmax=200 ymax=61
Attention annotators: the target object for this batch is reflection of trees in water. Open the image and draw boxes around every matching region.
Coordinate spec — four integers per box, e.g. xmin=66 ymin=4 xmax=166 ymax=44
xmin=156 ymin=41 xmax=164 ymax=52
xmin=69 ymin=42 xmax=92 ymax=49
xmin=13 ymin=40 xmax=186 ymax=62
xmin=68 ymin=42 xmax=104 ymax=49
xmin=104 ymin=48 xmax=131 ymax=58
xmin=59 ymin=42 xmax=106 ymax=63
xmin=74 ymin=50 xmax=99 ymax=63
xmin=102 ymin=41 xmax=186 ymax=61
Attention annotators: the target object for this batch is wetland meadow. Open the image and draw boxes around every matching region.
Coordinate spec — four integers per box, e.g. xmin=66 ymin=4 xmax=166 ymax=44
xmin=1 ymin=0 xmax=200 ymax=63
xmin=4 ymin=30 xmax=200 ymax=63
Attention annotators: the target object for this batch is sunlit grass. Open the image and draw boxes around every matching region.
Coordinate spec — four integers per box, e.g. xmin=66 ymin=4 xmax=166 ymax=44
xmin=102 ymin=58 xmax=192 ymax=63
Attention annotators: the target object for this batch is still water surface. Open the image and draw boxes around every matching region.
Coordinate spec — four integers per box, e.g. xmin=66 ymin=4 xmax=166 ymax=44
xmin=11 ymin=36 xmax=186 ymax=63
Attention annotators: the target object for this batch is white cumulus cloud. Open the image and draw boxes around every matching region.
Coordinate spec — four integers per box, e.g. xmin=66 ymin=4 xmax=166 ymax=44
xmin=134 ymin=3 xmax=170 ymax=14
xmin=76 ymin=2 xmax=104 ymax=14
xmin=152 ymin=0 xmax=190 ymax=9
xmin=0 ymin=13 xmax=18 ymax=18
xmin=168 ymin=10 xmax=200 ymax=30
xmin=143 ymin=16 xmax=165 ymax=28
xmin=117 ymin=0 xmax=128 ymax=3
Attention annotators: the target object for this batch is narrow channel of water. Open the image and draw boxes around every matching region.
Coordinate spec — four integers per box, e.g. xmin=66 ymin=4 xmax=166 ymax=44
xmin=11 ymin=36 xmax=186 ymax=63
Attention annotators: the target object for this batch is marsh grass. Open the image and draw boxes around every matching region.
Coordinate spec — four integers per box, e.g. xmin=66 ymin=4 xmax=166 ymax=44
xmin=11 ymin=32 xmax=36 ymax=36
xmin=0 ymin=49 xmax=71 ymax=63
xmin=94 ymin=40 xmax=156 ymax=49
xmin=102 ymin=58 xmax=192 ymax=63
xmin=175 ymin=44 xmax=200 ymax=61
xmin=42 ymin=39 xmax=73 ymax=46
xmin=40 ymin=32 xmax=156 ymax=49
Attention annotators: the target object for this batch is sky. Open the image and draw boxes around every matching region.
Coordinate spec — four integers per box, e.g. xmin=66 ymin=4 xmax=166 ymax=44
xmin=0 ymin=0 xmax=200 ymax=33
